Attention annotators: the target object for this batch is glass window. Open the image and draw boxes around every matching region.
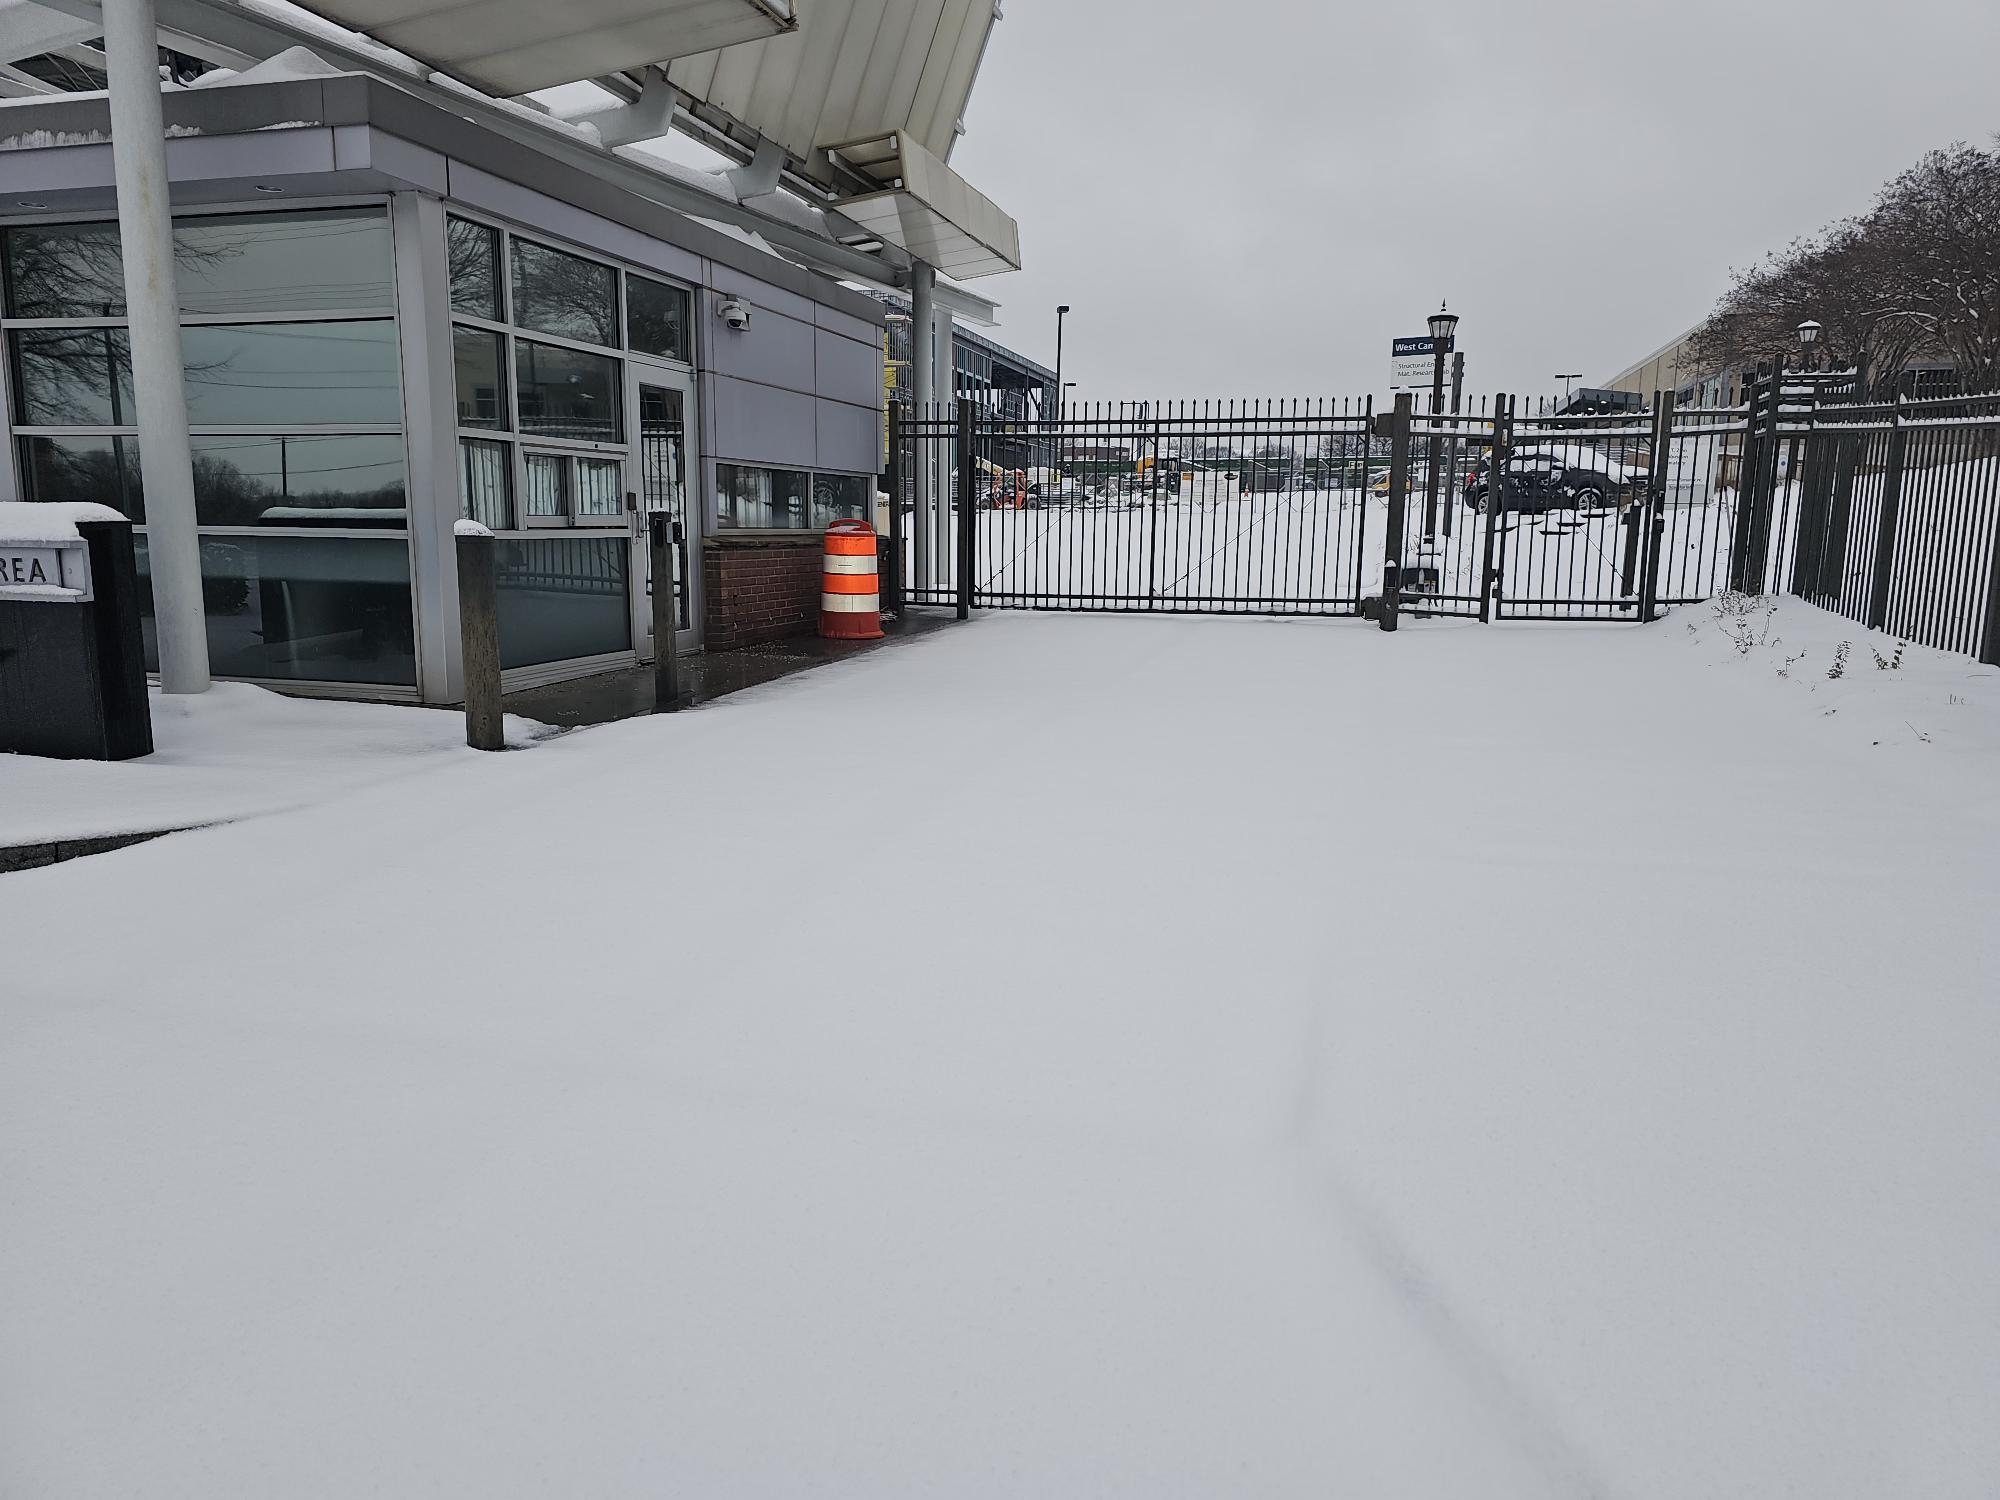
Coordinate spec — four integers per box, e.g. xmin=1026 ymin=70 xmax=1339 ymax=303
xmin=523 ymin=452 xmax=566 ymax=519
xmin=20 ymin=434 xmax=144 ymax=520
xmin=172 ymin=210 xmax=393 ymax=316
xmin=574 ymin=456 xmax=624 ymax=519
xmin=460 ymin=437 xmax=512 ymax=529
xmin=509 ymin=237 xmax=617 ymax=347
xmin=180 ymin=320 xmax=401 ymax=426
xmin=13 ymin=323 xmax=401 ymax=427
xmin=811 ymin=472 xmax=870 ymax=528
xmin=187 ymin=434 xmax=406 ymax=527
xmin=447 ymin=216 xmax=502 ymax=321
xmin=515 ymin=339 xmax=620 ymax=443
xmin=11 ymin=327 xmax=134 ymax=426
xmin=717 ymin=463 xmax=809 ymax=529
xmin=134 ymin=532 xmax=416 ymax=686
xmin=453 ymin=326 xmax=507 ymax=430
xmin=4 ymin=221 xmax=126 ymax=318
xmin=626 ymin=275 xmax=690 ymax=361
xmin=494 ymin=535 xmax=630 ymax=668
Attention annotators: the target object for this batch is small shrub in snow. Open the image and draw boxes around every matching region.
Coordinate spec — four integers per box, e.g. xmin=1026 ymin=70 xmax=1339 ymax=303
xmin=1828 ymin=642 xmax=1850 ymax=680
xmin=1711 ymin=591 xmax=1779 ymax=655
xmin=1871 ymin=642 xmax=1905 ymax=671
xmin=1778 ymin=651 xmax=1806 ymax=679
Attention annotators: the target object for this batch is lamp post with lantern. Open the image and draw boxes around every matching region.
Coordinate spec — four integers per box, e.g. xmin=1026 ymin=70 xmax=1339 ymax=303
xmin=1422 ymin=302 xmax=1459 ymax=543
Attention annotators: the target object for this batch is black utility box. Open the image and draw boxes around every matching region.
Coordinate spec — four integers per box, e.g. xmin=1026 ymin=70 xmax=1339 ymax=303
xmin=0 ymin=515 xmax=153 ymax=761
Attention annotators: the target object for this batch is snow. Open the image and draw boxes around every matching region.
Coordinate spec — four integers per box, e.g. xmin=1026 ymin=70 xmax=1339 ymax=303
xmin=186 ymin=45 xmax=353 ymax=88
xmin=2 ymin=608 xmax=1996 ymax=1496
xmin=0 ymin=681 xmax=549 ymax=846
xmin=453 ymin=518 xmax=494 ymax=538
xmin=0 ymin=499 xmax=123 ymax=541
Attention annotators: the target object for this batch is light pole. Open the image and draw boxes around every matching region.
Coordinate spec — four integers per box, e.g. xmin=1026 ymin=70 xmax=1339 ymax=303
xmin=1053 ymin=304 xmax=1071 ymax=422
xmin=1422 ymin=302 xmax=1457 ymax=543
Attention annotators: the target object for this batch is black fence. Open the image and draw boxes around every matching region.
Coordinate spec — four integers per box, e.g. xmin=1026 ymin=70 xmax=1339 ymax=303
xmin=885 ymin=382 xmax=2000 ymax=662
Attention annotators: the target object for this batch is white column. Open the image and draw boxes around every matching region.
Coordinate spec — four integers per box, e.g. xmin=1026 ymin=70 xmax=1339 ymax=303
xmin=391 ymin=192 xmax=461 ymax=703
xmin=104 ymin=0 xmax=207 ymax=692
xmin=910 ymin=260 xmax=935 ymax=591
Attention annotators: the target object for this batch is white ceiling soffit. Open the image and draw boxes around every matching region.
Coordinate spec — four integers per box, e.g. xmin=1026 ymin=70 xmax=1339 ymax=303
xmin=283 ymin=0 xmax=794 ymax=97
xmin=829 ymin=130 xmax=1018 ymax=279
xmin=0 ymin=0 xmax=103 ymax=67
xmin=667 ymin=0 xmax=994 ymax=177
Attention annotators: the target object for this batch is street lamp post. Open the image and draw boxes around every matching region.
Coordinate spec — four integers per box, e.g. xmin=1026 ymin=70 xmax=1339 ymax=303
xmin=1053 ymin=304 xmax=1071 ymax=422
xmin=1422 ymin=302 xmax=1458 ymax=543
xmin=1796 ymin=318 xmax=1821 ymax=373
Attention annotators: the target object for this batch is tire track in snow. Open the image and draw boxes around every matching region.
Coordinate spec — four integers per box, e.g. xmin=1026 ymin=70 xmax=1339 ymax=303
xmin=1286 ymin=994 xmax=1615 ymax=1500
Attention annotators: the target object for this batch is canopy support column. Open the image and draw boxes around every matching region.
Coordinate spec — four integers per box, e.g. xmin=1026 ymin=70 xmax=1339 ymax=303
xmin=911 ymin=259 xmax=936 ymax=592
xmin=105 ymin=0 xmax=208 ymax=692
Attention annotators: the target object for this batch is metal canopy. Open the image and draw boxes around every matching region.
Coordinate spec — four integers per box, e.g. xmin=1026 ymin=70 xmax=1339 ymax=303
xmin=666 ymin=0 xmax=995 ymax=180
xmin=285 ymin=0 xmax=794 ymax=96
xmin=829 ymin=130 xmax=1017 ymax=278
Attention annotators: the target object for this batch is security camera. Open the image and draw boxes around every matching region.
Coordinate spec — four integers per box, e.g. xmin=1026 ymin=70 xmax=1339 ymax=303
xmin=718 ymin=297 xmax=751 ymax=331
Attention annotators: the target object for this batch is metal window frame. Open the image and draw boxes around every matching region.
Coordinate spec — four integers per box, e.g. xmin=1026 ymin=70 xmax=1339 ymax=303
xmin=3 ymin=191 xmax=427 ymax=694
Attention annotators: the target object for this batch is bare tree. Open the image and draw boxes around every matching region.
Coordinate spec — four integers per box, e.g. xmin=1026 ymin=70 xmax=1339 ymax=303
xmin=1686 ymin=139 xmax=2000 ymax=397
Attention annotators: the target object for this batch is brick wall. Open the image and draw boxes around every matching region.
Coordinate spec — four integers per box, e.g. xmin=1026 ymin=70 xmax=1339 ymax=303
xmin=702 ymin=533 xmax=892 ymax=650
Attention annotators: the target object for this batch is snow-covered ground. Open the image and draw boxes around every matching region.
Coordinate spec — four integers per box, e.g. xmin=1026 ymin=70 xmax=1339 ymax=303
xmin=3 ymin=603 xmax=1997 ymax=1497
xmin=0 ymin=682 xmax=548 ymax=845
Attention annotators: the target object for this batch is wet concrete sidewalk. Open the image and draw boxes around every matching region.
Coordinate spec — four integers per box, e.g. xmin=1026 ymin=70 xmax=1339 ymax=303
xmin=501 ymin=608 xmax=955 ymax=729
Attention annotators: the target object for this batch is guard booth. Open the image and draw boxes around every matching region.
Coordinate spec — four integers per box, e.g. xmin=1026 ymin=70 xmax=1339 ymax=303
xmin=0 ymin=505 xmax=152 ymax=760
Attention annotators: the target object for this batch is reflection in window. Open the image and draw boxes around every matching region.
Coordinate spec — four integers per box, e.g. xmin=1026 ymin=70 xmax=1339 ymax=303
xmin=453 ymin=326 xmax=507 ymax=429
xmin=186 ymin=434 xmax=406 ymax=527
xmin=3 ymin=221 xmax=125 ymax=318
xmin=172 ymin=211 xmax=393 ymax=315
xmin=811 ymin=472 xmax=871 ymax=528
xmin=10 ymin=327 xmax=134 ymax=426
xmin=181 ymin=321 xmax=402 ymax=426
xmin=716 ymin=463 xmax=810 ymax=529
xmin=446 ymin=216 xmax=502 ymax=321
xmin=460 ymin=438 xmax=512 ymax=529
xmin=495 ymin=535 xmax=630 ymax=668
xmin=626 ymin=275 xmax=690 ymax=361
xmin=134 ymin=532 xmax=417 ymax=686
xmin=515 ymin=339 xmax=620 ymax=443
xmin=20 ymin=434 xmax=144 ymax=520
xmin=509 ymin=237 xmax=617 ymax=347
xmin=3 ymin=211 xmax=393 ymax=319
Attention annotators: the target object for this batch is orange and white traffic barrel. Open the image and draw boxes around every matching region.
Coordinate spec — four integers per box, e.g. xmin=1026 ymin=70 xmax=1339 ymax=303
xmin=819 ymin=518 xmax=884 ymax=640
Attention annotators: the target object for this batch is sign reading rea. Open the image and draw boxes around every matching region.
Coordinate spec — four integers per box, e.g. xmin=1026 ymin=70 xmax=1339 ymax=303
xmin=0 ymin=539 xmax=92 ymax=601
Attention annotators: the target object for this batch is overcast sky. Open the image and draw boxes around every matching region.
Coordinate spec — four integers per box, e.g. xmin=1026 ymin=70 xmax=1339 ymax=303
xmin=943 ymin=0 xmax=2000 ymax=403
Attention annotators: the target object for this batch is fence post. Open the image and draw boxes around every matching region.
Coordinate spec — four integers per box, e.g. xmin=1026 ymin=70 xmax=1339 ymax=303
xmin=455 ymin=529 xmax=504 ymax=751
xmin=1728 ymin=364 xmax=1766 ymax=593
xmin=956 ymin=395 xmax=975 ymax=620
xmin=1865 ymin=396 xmax=1906 ymax=632
xmin=1146 ymin=406 xmax=1163 ymax=608
xmin=1638 ymin=390 xmax=1674 ymax=623
xmin=885 ymin=401 xmax=906 ymax=615
xmin=1980 ymin=479 xmax=2000 ymax=667
xmin=648 ymin=511 xmax=682 ymax=712
xmin=1478 ymin=393 xmax=1509 ymax=622
xmin=1378 ymin=392 xmax=1413 ymax=632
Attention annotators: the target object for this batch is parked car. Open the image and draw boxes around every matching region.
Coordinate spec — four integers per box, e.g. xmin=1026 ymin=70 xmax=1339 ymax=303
xmin=1461 ymin=444 xmax=1649 ymax=513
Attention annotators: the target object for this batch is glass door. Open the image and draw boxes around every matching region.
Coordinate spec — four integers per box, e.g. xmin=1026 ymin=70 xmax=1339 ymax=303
xmin=630 ymin=371 xmax=699 ymax=657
